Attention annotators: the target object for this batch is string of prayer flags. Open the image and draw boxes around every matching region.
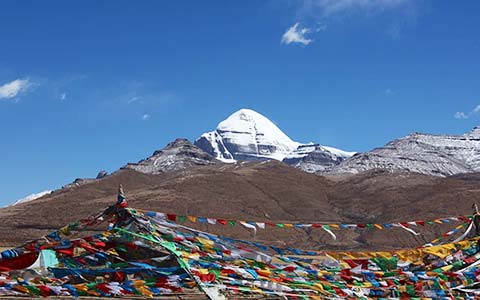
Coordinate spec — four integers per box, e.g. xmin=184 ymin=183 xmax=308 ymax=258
xmin=140 ymin=208 xmax=474 ymax=239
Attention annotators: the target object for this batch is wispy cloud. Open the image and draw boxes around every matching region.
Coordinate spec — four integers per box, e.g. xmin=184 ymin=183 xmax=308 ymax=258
xmin=454 ymin=105 xmax=480 ymax=120
xmin=77 ymin=79 xmax=179 ymax=123
xmin=46 ymin=74 xmax=87 ymax=102
xmin=281 ymin=23 xmax=313 ymax=45
xmin=0 ymin=79 xmax=33 ymax=100
xmin=292 ymin=0 xmax=420 ymax=38
xmin=303 ymin=0 xmax=412 ymax=17
xmin=385 ymin=88 xmax=395 ymax=95
xmin=316 ymin=23 xmax=328 ymax=32
xmin=128 ymin=96 xmax=141 ymax=104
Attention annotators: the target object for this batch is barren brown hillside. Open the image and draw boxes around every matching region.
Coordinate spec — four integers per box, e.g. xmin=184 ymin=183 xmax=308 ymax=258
xmin=1 ymin=161 xmax=480 ymax=250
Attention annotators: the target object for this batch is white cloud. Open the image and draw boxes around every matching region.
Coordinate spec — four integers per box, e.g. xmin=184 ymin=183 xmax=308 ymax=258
xmin=281 ymin=23 xmax=313 ymax=45
xmin=141 ymin=113 xmax=151 ymax=121
xmin=0 ymin=79 xmax=32 ymax=100
xmin=281 ymin=0 xmax=413 ymax=45
xmin=295 ymin=0 xmax=418 ymax=37
xmin=128 ymin=96 xmax=141 ymax=104
xmin=454 ymin=112 xmax=468 ymax=119
xmin=454 ymin=105 xmax=480 ymax=120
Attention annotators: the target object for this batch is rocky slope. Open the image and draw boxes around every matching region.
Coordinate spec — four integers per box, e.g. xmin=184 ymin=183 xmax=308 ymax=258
xmin=124 ymin=138 xmax=219 ymax=174
xmin=332 ymin=127 xmax=480 ymax=176
xmin=1 ymin=162 xmax=479 ymax=251
xmin=195 ymin=108 xmax=355 ymax=171
xmin=284 ymin=143 xmax=354 ymax=172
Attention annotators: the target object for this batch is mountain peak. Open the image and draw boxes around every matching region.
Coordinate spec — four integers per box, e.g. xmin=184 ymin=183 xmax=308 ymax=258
xmin=218 ymin=108 xmax=279 ymax=129
xmin=195 ymin=108 xmax=299 ymax=162
xmin=194 ymin=108 xmax=354 ymax=170
xmin=217 ymin=108 xmax=299 ymax=153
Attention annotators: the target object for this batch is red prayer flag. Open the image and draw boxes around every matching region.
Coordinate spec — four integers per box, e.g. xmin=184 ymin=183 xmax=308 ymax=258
xmin=167 ymin=214 xmax=177 ymax=221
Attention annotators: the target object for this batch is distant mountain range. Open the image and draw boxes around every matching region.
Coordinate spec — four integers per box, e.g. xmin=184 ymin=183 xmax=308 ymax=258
xmin=124 ymin=108 xmax=480 ymax=177
xmin=9 ymin=108 xmax=480 ymax=205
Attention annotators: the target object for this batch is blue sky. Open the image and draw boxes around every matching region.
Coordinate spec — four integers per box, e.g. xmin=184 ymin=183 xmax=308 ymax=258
xmin=1 ymin=0 xmax=480 ymax=205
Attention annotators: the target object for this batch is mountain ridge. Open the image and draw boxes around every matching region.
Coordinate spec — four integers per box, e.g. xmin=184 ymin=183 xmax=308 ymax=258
xmin=332 ymin=128 xmax=480 ymax=176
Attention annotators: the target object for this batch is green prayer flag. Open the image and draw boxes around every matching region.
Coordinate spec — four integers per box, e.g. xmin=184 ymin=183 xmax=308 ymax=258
xmin=372 ymin=257 xmax=398 ymax=271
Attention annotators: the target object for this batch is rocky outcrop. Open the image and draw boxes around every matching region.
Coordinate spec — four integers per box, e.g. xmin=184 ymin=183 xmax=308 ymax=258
xmin=124 ymin=138 xmax=218 ymax=174
xmin=284 ymin=144 xmax=351 ymax=173
xmin=96 ymin=170 xmax=109 ymax=179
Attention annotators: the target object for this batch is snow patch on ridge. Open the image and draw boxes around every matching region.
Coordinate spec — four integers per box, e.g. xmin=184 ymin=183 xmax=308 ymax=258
xmin=322 ymin=146 xmax=357 ymax=158
xmin=10 ymin=190 xmax=52 ymax=207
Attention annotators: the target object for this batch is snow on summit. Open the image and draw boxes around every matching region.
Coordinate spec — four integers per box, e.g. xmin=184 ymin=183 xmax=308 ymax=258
xmin=218 ymin=109 xmax=299 ymax=151
xmin=194 ymin=108 xmax=354 ymax=171
xmin=216 ymin=108 xmax=300 ymax=160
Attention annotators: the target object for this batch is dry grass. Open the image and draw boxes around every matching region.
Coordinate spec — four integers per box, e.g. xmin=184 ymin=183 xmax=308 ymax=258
xmin=1 ymin=164 xmax=480 ymax=251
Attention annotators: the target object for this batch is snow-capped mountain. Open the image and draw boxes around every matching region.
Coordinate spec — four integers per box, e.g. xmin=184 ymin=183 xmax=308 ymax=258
xmin=194 ymin=108 xmax=355 ymax=171
xmin=9 ymin=190 xmax=52 ymax=207
xmin=331 ymin=127 xmax=480 ymax=176
xmin=195 ymin=109 xmax=301 ymax=162
xmin=124 ymin=138 xmax=218 ymax=174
